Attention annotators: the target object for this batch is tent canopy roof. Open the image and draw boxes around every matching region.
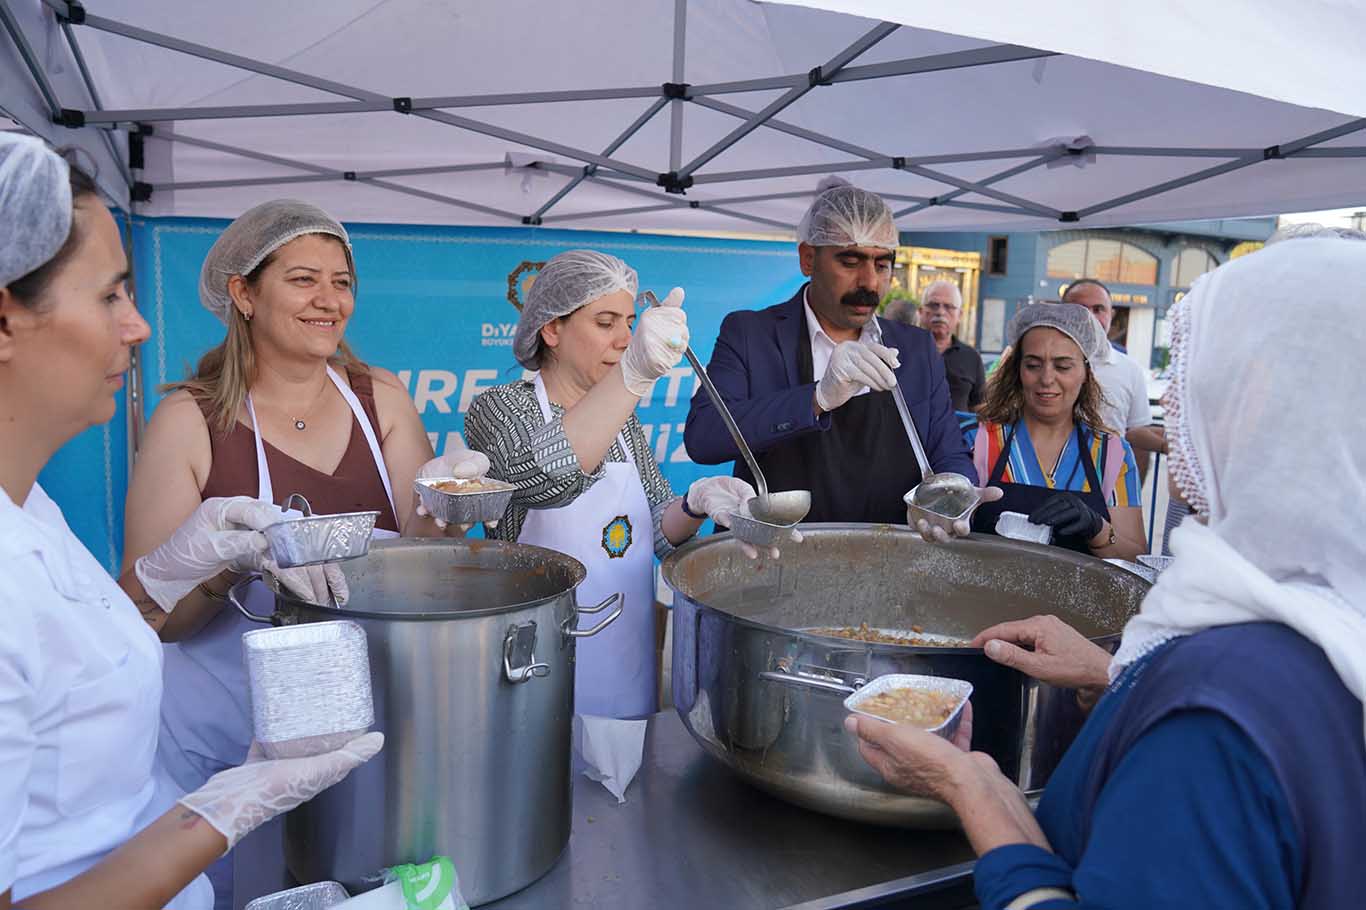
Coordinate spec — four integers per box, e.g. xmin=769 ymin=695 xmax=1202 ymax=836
xmin=4 ymin=0 xmax=1365 ymax=233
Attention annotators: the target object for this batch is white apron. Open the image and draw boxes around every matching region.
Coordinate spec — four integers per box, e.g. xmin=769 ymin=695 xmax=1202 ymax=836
xmin=156 ymin=367 xmax=398 ymax=909
xmin=517 ymin=373 xmax=658 ymax=719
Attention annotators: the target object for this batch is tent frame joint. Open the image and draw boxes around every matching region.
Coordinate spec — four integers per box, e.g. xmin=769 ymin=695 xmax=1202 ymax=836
xmin=661 ymin=81 xmax=690 ymax=100
xmin=657 ymin=171 xmax=693 ymax=194
xmin=55 ymin=0 xmax=85 ymax=25
xmin=130 ymin=181 xmax=153 ymax=202
xmin=891 ymin=155 xmax=906 ymax=170
xmin=343 ymin=170 xmax=357 ymax=181
xmin=1263 ymin=144 xmax=1283 ymax=160
xmin=393 ymin=96 xmax=413 ymax=114
xmin=808 ymin=65 xmax=830 ymax=88
xmin=522 ymin=214 xmax=543 ymax=225
xmin=1058 ymin=211 xmax=1079 ymax=223
xmin=54 ymin=107 xmax=85 ymax=128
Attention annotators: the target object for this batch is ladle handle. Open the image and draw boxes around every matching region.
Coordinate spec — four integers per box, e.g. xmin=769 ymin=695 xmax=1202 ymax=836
xmin=643 ymin=291 xmax=770 ymax=499
xmin=866 ymin=319 xmax=934 ymax=479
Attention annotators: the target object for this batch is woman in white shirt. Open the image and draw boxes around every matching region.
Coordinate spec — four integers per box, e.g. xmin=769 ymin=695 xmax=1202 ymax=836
xmin=0 ymin=135 xmax=380 ymax=909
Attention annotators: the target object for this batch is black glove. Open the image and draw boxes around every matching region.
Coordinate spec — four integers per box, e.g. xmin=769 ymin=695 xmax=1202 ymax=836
xmin=1028 ymin=492 xmax=1105 ymax=541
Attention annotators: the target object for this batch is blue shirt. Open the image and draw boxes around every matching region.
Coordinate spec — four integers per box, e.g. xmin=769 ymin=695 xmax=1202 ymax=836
xmin=974 ymin=623 xmax=1366 ymax=909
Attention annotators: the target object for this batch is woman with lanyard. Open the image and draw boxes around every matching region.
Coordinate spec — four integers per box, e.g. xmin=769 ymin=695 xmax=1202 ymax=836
xmin=121 ymin=199 xmax=474 ymax=907
xmin=844 ymin=236 xmax=1366 ymax=909
xmin=966 ymin=304 xmax=1145 ymax=560
xmin=0 ymin=135 xmax=379 ymax=909
xmin=447 ymin=250 xmax=769 ymax=719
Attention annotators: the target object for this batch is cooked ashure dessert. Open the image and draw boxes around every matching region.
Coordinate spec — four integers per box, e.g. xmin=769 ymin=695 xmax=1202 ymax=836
xmin=857 ymin=687 xmax=961 ymax=728
xmin=432 ymin=478 xmax=507 ymax=494
xmin=809 ymin=622 xmax=969 ymax=648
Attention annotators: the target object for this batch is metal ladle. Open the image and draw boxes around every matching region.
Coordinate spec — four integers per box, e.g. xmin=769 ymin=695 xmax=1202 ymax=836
xmin=864 ymin=320 xmax=979 ymax=519
xmin=641 ymin=291 xmax=811 ymax=526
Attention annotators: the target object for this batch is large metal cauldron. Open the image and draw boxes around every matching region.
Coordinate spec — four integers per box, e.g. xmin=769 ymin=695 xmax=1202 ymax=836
xmin=234 ymin=538 xmax=621 ymax=905
xmin=663 ymin=524 xmax=1148 ymax=827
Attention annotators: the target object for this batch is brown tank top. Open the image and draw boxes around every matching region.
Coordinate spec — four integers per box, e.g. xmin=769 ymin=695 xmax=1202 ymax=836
xmin=197 ymin=367 xmax=400 ymax=532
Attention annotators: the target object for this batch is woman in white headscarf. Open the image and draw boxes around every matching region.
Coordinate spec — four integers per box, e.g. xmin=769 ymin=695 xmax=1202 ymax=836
xmin=845 ymin=237 xmax=1366 ymax=909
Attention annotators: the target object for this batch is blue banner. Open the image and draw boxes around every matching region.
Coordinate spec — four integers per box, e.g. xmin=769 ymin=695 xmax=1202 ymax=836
xmin=43 ymin=217 xmax=807 ymax=567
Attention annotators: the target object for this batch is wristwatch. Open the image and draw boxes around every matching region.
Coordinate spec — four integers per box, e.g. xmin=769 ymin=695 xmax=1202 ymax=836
xmin=680 ymin=493 xmax=706 ymax=520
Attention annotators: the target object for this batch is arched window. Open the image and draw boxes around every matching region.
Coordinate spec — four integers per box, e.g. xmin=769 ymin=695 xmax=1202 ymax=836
xmin=1046 ymin=238 xmax=1158 ymax=284
xmin=1173 ymin=247 xmax=1218 ymax=288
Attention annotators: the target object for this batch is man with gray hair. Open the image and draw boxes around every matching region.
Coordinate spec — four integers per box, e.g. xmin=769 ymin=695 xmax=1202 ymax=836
xmin=1062 ymin=278 xmax=1167 ymax=482
xmin=918 ymin=279 xmax=985 ymax=411
xmin=685 ymin=177 xmax=981 ymax=529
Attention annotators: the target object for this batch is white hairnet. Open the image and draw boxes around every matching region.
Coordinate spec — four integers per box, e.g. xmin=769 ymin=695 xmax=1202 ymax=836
xmin=199 ymin=199 xmax=352 ymax=322
xmin=796 ymin=176 xmax=899 ymax=250
xmin=1266 ymin=222 xmax=1366 ymax=245
xmin=1006 ymin=302 xmax=1108 ymax=362
xmin=512 ymin=250 xmax=638 ymax=370
xmin=0 ymin=133 xmax=72 ymax=290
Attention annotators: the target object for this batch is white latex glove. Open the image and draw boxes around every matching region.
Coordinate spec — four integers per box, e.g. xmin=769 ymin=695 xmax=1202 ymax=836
xmin=619 ymin=286 xmax=687 ymax=397
xmin=179 ymin=732 xmax=383 ymax=852
xmin=134 ymin=496 xmax=286 ymax=612
xmin=910 ymin=486 xmax=1005 ymax=543
xmin=815 ymin=341 xmax=901 ymax=412
xmin=414 ymin=444 xmax=495 ymax=531
xmin=686 ymin=476 xmax=804 ymax=560
xmin=267 ymin=563 xmax=350 ymax=607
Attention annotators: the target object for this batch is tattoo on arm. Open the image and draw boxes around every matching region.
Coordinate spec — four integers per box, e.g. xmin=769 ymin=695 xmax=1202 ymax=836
xmin=134 ymin=596 xmax=163 ymax=628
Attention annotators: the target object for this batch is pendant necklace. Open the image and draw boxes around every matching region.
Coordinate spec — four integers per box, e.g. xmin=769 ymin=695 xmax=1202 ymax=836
xmin=288 ymin=378 xmax=329 ymax=431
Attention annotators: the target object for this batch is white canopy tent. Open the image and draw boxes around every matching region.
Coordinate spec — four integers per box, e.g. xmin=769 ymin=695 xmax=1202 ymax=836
xmin=4 ymin=0 xmax=1366 ymax=234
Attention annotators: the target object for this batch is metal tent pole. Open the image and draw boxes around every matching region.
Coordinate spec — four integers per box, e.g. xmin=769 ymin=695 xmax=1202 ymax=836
xmin=675 ymin=20 xmax=899 ymax=179
xmin=669 ymin=0 xmax=687 ymax=173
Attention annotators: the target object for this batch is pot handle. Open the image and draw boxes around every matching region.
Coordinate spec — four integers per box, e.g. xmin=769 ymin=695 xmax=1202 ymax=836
xmin=759 ymin=662 xmax=863 ymax=696
xmin=228 ymin=574 xmax=278 ymax=625
xmin=563 ymin=592 xmax=624 ymax=638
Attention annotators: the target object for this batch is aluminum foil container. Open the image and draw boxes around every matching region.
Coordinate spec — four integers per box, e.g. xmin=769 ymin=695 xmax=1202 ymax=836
xmin=1137 ymin=554 xmax=1175 ymax=576
xmin=1104 ymin=558 xmax=1157 ymax=584
xmin=243 ymin=620 xmax=374 ymax=759
xmin=995 ymin=510 xmax=1053 ymax=545
xmin=244 ymin=881 xmax=350 ymax=910
xmin=264 ymin=510 xmax=379 ymax=568
xmin=415 ymin=476 xmax=516 ymax=525
xmin=904 ymin=484 xmax=982 ymax=537
xmin=844 ymin=673 xmax=973 ymax=740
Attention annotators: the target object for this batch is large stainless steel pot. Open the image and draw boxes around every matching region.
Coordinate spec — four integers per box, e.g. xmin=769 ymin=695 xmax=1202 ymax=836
xmin=232 ymin=538 xmax=622 ymax=905
xmin=663 ymin=524 xmax=1148 ymax=827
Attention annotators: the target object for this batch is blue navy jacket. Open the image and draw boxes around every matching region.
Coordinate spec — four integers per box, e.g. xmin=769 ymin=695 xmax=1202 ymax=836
xmin=683 ymin=285 xmax=976 ymax=482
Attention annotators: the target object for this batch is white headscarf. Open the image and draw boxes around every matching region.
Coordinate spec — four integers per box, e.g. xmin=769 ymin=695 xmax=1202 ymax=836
xmin=1111 ymin=238 xmax=1366 ymax=741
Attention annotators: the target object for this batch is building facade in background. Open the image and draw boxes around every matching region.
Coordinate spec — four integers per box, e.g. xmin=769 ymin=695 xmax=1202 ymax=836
xmin=900 ymin=217 xmax=1276 ymax=372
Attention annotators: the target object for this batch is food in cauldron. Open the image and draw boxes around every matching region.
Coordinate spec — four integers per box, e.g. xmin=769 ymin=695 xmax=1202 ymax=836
xmin=807 ymin=622 xmax=970 ymax=647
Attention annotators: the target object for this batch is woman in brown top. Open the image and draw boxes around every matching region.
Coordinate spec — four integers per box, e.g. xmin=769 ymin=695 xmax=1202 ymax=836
xmin=120 ymin=200 xmax=479 ymax=910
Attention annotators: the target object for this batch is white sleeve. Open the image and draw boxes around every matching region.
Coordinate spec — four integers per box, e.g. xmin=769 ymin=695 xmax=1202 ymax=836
xmin=1124 ymin=360 xmax=1152 ymax=429
xmin=0 ymin=559 xmax=41 ymax=894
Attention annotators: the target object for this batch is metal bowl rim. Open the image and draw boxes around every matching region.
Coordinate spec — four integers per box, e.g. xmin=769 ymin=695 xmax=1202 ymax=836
xmin=272 ymin=537 xmax=591 ymax=621
xmin=662 ymin=523 xmax=1142 ymax=648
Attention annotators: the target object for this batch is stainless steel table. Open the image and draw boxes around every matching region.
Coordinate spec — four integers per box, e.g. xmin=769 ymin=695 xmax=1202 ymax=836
xmin=483 ymin=711 xmax=975 ymax=910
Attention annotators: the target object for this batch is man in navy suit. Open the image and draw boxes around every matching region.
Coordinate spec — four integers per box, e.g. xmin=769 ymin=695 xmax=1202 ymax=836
xmin=684 ymin=178 xmax=990 ymax=529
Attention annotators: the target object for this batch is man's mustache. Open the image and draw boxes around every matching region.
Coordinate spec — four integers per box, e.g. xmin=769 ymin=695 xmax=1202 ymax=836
xmin=840 ymin=288 xmax=881 ymax=309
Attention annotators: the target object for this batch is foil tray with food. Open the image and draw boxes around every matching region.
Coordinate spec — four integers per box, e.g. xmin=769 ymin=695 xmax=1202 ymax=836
xmin=414 ymin=476 xmax=517 ymax=526
xmin=844 ymin=674 xmax=973 ymax=739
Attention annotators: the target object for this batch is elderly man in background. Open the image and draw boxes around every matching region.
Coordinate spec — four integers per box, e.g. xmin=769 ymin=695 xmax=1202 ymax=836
xmin=918 ymin=279 xmax=985 ymax=412
xmin=1062 ymin=279 xmax=1166 ymax=480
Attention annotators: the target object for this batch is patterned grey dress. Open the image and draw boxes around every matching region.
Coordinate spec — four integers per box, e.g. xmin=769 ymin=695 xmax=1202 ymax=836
xmin=462 ymin=379 xmax=678 ymax=558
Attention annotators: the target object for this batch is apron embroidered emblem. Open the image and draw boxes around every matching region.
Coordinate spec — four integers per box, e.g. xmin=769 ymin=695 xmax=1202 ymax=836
xmin=601 ymin=515 xmax=633 ymax=558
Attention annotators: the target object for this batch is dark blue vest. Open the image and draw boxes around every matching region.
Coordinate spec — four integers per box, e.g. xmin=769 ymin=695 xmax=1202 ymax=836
xmin=1041 ymin=623 xmax=1366 ymax=909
